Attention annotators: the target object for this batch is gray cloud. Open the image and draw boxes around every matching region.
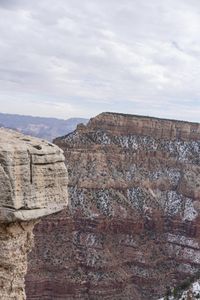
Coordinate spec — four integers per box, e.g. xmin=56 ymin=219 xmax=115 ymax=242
xmin=0 ymin=0 xmax=23 ymax=9
xmin=0 ymin=0 xmax=200 ymax=120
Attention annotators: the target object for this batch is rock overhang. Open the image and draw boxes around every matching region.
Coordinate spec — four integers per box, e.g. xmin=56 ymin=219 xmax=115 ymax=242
xmin=0 ymin=128 xmax=68 ymax=223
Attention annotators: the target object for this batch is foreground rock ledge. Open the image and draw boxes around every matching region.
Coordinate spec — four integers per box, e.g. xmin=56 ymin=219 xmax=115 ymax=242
xmin=0 ymin=128 xmax=68 ymax=299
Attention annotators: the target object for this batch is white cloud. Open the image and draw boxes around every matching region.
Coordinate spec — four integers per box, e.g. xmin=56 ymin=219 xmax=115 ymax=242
xmin=0 ymin=0 xmax=199 ymax=121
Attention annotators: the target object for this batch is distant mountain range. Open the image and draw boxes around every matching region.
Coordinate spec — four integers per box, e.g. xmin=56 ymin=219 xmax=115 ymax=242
xmin=0 ymin=112 xmax=88 ymax=141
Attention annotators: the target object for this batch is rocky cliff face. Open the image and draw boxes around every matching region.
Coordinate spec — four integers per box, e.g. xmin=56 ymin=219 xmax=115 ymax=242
xmin=26 ymin=112 xmax=200 ymax=299
xmin=0 ymin=128 xmax=68 ymax=299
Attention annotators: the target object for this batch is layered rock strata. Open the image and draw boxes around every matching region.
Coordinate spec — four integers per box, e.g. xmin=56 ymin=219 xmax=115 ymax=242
xmin=0 ymin=128 xmax=68 ymax=299
xmin=26 ymin=113 xmax=200 ymax=299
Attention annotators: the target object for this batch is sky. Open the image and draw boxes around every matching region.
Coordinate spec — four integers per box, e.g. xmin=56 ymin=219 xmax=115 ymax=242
xmin=0 ymin=0 xmax=200 ymax=121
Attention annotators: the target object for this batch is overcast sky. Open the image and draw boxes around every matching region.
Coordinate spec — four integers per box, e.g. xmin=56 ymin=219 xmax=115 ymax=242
xmin=0 ymin=0 xmax=200 ymax=121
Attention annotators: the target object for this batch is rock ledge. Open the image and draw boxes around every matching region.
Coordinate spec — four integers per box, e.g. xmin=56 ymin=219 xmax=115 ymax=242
xmin=0 ymin=128 xmax=68 ymax=223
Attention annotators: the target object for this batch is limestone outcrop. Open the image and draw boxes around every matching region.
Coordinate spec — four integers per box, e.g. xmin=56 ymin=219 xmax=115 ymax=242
xmin=0 ymin=128 xmax=68 ymax=299
xmin=26 ymin=113 xmax=200 ymax=299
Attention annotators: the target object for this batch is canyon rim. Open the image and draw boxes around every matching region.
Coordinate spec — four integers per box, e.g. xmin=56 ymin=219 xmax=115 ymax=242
xmin=26 ymin=112 xmax=200 ymax=299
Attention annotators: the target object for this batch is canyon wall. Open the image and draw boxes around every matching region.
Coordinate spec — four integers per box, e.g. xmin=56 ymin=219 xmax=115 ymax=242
xmin=0 ymin=128 xmax=68 ymax=299
xmin=26 ymin=113 xmax=200 ymax=299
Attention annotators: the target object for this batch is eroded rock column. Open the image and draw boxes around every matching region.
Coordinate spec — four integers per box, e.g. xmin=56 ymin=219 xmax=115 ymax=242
xmin=0 ymin=128 xmax=68 ymax=299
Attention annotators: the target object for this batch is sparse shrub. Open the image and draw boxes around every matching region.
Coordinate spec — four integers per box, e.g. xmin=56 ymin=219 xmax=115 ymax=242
xmin=164 ymin=286 xmax=172 ymax=299
xmin=179 ymin=279 xmax=191 ymax=291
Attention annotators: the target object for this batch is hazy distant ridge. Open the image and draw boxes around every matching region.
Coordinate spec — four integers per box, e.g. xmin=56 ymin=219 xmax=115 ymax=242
xmin=0 ymin=112 xmax=88 ymax=141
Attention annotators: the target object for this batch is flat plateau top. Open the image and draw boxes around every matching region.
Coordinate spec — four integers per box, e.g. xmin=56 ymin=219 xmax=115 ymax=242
xmin=100 ymin=112 xmax=200 ymax=125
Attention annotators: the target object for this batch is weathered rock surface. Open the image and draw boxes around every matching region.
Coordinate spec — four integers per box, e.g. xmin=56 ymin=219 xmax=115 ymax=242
xmin=0 ymin=128 xmax=68 ymax=222
xmin=0 ymin=128 xmax=68 ymax=299
xmin=26 ymin=113 xmax=200 ymax=299
xmin=0 ymin=221 xmax=36 ymax=300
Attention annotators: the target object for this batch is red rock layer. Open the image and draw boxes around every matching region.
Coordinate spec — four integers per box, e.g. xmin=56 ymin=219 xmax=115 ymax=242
xmin=26 ymin=113 xmax=200 ymax=299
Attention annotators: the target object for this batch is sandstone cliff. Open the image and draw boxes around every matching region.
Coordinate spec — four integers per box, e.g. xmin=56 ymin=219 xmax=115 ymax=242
xmin=0 ymin=128 xmax=68 ymax=299
xmin=26 ymin=112 xmax=200 ymax=299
